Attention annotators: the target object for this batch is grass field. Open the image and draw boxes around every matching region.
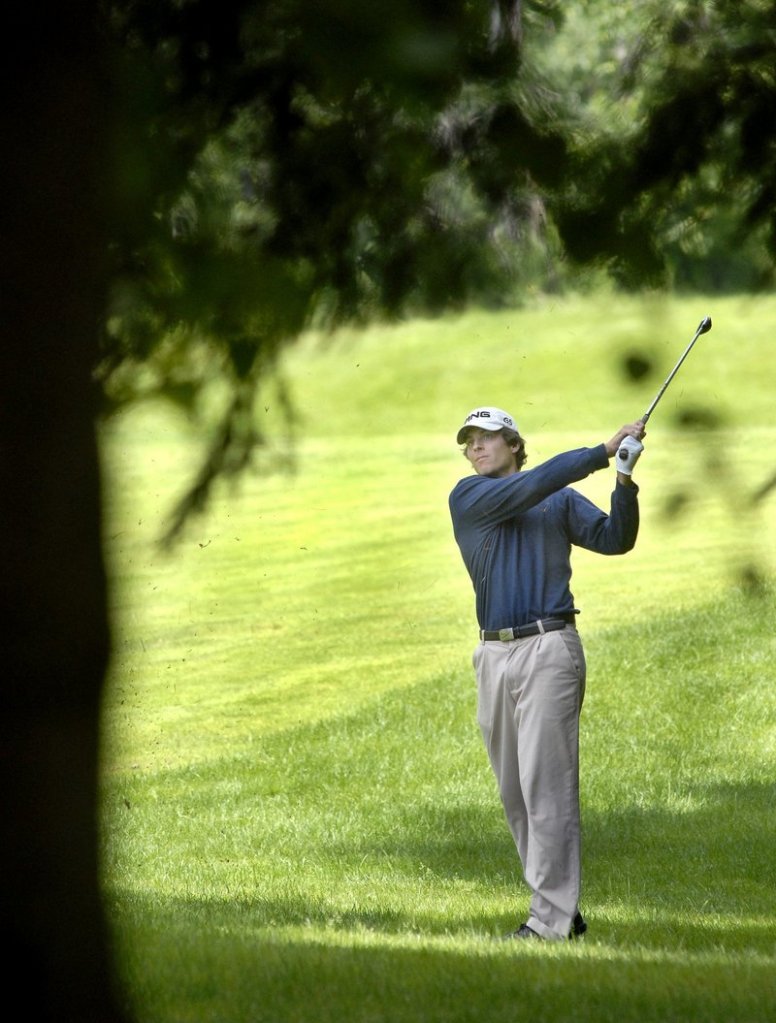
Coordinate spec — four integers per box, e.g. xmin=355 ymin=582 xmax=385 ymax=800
xmin=100 ymin=292 xmax=776 ymax=1022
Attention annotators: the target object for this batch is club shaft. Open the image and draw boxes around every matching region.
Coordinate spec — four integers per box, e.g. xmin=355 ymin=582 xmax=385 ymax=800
xmin=642 ymin=316 xmax=711 ymax=422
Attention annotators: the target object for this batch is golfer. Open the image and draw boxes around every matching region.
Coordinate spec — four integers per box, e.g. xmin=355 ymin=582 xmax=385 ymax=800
xmin=449 ymin=406 xmax=645 ymax=940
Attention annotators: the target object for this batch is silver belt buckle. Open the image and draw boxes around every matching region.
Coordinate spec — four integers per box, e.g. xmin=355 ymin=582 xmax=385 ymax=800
xmin=498 ymin=627 xmax=513 ymax=641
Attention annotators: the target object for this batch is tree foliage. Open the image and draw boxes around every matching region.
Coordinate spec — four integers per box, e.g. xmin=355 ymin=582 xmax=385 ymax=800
xmin=543 ymin=0 xmax=776 ymax=291
xmin=101 ymin=0 xmax=573 ymax=537
xmin=100 ymin=0 xmax=776 ymax=538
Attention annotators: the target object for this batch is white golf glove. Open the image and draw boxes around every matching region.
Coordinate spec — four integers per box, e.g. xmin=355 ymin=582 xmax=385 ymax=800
xmin=616 ymin=435 xmax=644 ymax=476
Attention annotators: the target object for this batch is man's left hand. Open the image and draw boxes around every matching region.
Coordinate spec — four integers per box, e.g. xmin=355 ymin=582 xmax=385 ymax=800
xmin=615 ymin=435 xmax=643 ymax=476
xmin=605 ymin=420 xmax=646 ymax=457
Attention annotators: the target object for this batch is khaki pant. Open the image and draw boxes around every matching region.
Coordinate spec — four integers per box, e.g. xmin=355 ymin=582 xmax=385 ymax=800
xmin=473 ymin=627 xmax=587 ymax=939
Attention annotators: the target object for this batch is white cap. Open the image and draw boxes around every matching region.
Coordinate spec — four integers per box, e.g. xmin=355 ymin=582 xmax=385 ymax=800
xmin=456 ymin=406 xmax=518 ymax=444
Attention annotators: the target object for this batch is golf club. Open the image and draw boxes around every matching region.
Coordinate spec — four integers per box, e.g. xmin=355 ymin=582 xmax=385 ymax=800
xmin=642 ymin=314 xmax=712 ymax=424
xmin=617 ymin=314 xmax=712 ymax=466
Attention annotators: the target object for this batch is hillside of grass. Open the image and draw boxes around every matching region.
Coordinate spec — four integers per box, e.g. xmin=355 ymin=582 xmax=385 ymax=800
xmin=100 ymin=292 xmax=776 ymax=1023
xmin=101 ymin=292 xmax=776 ymax=765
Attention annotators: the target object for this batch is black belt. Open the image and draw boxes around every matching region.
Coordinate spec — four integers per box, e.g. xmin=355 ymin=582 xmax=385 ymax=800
xmin=479 ymin=614 xmax=576 ymax=642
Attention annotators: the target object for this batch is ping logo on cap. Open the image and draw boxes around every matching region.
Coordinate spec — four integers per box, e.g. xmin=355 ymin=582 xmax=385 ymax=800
xmin=464 ymin=409 xmax=514 ymax=428
xmin=456 ymin=406 xmax=519 ymax=443
xmin=464 ymin=407 xmax=513 ymax=427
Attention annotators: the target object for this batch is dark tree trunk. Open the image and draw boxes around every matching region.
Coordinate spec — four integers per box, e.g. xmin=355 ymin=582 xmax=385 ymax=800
xmin=1 ymin=5 xmax=129 ymax=1020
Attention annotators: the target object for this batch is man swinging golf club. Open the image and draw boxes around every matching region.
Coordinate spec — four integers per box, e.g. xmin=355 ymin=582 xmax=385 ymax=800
xmin=449 ymin=406 xmax=646 ymax=940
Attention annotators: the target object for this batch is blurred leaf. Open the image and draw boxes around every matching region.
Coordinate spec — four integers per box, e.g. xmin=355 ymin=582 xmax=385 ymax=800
xmin=675 ymin=406 xmax=723 ymax=430
xmin=622 ymin=351 xmax=653 ymax=383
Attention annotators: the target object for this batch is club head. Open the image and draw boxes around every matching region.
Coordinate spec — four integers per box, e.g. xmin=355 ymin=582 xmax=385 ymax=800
xmin=698 ymin=315 xmax=712 ymax=335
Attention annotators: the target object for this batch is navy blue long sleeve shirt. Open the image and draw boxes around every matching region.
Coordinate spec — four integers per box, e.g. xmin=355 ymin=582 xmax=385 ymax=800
xmin=449 ymin=445 xmax=639 ymax=630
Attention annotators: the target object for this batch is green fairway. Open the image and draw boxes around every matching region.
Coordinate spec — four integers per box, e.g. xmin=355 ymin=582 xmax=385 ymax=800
xmin=100 ymin=293 xmax=776 ymax=1022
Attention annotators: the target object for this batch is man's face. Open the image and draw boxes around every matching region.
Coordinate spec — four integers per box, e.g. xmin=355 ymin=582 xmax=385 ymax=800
xmin=463 ymin=428 xmax=519 ymax=478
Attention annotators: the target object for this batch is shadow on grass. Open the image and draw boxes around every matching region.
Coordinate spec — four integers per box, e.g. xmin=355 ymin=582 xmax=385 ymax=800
xmin=310 ymin=777 xmax=776 ymax=952
xmin=112 ymin=892 xmax=776 ymax=1023
xmin=110 ymin=774 xmax=774 ymax=955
